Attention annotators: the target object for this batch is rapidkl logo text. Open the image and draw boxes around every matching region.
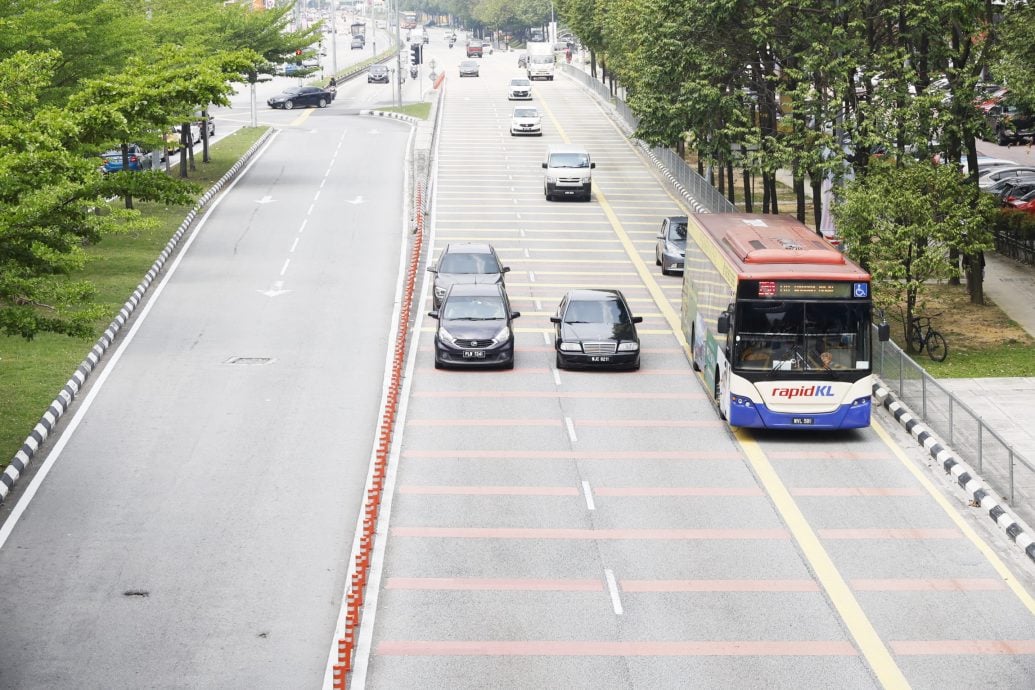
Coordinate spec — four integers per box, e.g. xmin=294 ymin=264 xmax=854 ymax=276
xmin=771 ymin=385 xmax=835 ymax=399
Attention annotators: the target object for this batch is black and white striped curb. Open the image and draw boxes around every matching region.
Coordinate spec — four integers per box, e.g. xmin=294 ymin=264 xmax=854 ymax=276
xmin=0 ymin=128 xmax=275 ymax=506
xmin=873 ymin=382 xmax=1035 ymax=565
xmin=359 ymin=109 xmax=420 ymax=125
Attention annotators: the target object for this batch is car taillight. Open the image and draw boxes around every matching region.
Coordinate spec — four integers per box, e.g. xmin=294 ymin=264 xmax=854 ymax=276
xmin=130 ymin=156 xmax=138 ymax=162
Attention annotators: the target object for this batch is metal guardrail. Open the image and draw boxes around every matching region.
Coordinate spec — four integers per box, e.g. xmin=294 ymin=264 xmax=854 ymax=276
xmin=873 ymin=328 xmax=1035 ymax=522
xmin=561 ymin=64 xmax=737 ymax=214
xmin=994 ymin=229 xmax=1035 ymax=267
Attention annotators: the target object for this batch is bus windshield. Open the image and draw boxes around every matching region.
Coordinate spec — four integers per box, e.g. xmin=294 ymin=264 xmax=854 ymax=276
xmin=733 ymin=301 xmax=871 ymax=371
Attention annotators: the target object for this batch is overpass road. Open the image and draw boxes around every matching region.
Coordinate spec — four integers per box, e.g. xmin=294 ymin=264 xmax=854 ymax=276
xmin=0 ymin=105 xmax=412 ymax=684
xmin=354 ymin=44 xmax=1035 ymax=690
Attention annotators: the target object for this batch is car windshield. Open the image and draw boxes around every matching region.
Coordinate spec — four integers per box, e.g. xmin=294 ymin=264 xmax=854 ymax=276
xmin=564 ymin=299 xmax=628 ymax=324
xmin=462 ymin=61 xmax=477 ymax=68
xmin=438 ymin=252 xmax=497 ymax=274
xmin=549 ymin=153 xmax=590 ymax=168
xmin=667 ymin=222 xmax=688 ymax=242
xmin=511 ymin=79 xmax=530 ymax=86
xmin=514 ymin=108 xmax=538 ymax=118
xmin=370 ymin=66 xmax=386 ymax=73
xmin=442 ymin=296 xmax=506 ymax=320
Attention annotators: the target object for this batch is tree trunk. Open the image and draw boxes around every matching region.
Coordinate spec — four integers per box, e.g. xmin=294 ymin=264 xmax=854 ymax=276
xmin=811 ymin=174 xmax=823 ymax=230
xmin=967 ymin=252 xmax=985 ymax=304
xmin=769 ymin=175 xmax=779 ymax=215
xmin=726 ymin=160 xmax=735 ymax=205
xmin=794 ymin=168 xmax=806 ymax=223
xmin=762 ymin=172 xmax=771 ymax=213
xmin=120 ymin=142 xmax=133 ymax=210
xmin=742 ymin=146 xmax=752 ymax=212
xmin=717 ymin=154 xmax=725 ymax=195
xmin=201 ymin=109 xmax=211 ymax=164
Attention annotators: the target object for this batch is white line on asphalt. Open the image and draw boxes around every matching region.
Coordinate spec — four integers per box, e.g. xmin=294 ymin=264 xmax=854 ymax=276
xmin=535 ymin=299 xmax=542 ymax=311
xmin=582 ymin=481 xmax=595 ymax=510
xmin=0 ymin=130 xmax=283 ymax=553
xmin=313 ymin=189 xmax=321 ymax=202
xmin=565 ymin=416 xmax=578 ymax=444
xmin=528 ymin=271 xmax=536 ymax=282
xmin=605 ymin=569 xmax=624 ymax=615
xmin=319 ymin=177 xmax=327 ymax=189
xmin=307 ymin=203 xmax=315 ymax=216
xmin=279 ymin=258 xmax=290 ymax=276
xmin=520 ymin=228 xmax=525 ymax=236
xmin=525 ymin=248 xmax=530 ymax=258
xmin=289 ymin=237 xmax=299 ymax=253
xmin=542 ymin=331 xmax=551 ymax=345
xmin=552 ymin=368 xmax=561 ymax=386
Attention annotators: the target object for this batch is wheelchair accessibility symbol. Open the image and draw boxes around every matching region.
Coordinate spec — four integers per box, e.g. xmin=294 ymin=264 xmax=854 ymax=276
xmin=853 ymin=282 xmax=869 ymax=298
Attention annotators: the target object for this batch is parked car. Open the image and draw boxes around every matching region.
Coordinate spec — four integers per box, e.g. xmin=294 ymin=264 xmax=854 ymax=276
xmin=987 ymin=177 xmax=1035 ymax=202
xmin=551 ymin=289 xmax=642 ymax=370
xmin=655 ymin=216 xmax=688 ymax=275
xmin=267 ymin=85 xmax=333 ymax=109
xmin=979 ymin=166 xmax=1035 ymax=190
xmin=466 ymin=43 xmax=483 ymax=58
xmin=429 ymin=283 xmax=520 ymax=369
xmin=367 ymin=64 xmax=390 ymax=84
xmin=1005 ymin=188 xmax=1035 ymax=212
xmin=100 ymin=144 xmax=152 ymax=173
xmin=350 ymin=36 xmax=364 ymax=49
xmin=428 ymin=242 xmax=509 ymax=308
xmin=985 ymin=103 xmax=1035 ymax=145
xmin=1002 ymin=181 xmax=1035 ymax=205
xmin=508 ymin=78 xmax=532 ymax=100
xmin=510 ymin=106 xmax=542 ymax=136
xmin=459 ymin=60 xmax=480 ymax=77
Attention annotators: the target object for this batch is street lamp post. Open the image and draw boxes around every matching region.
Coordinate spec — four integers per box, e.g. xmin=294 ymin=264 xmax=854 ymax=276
xmin=330 ymin=0 xmax=338 ymax=79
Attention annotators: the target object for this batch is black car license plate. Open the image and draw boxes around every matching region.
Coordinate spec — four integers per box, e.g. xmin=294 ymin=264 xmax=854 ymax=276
xmin=590 ymin=356 xmax=611 ymax=362
xmin=792 ymin=417 xmax=814 ymax=425
xmin=463 ymin=350 xmax=486 ymax=359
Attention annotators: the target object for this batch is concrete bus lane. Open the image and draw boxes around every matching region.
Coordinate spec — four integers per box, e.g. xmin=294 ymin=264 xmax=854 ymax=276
xmin=0 ymin=111 xmax=411 ymax=686
xmin=354 ymin=52 xmax=1035 ymax=690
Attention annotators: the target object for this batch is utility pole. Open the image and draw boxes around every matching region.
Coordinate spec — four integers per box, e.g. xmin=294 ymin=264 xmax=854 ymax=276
xmin=330 ymin=0 xmax=338 ymax=79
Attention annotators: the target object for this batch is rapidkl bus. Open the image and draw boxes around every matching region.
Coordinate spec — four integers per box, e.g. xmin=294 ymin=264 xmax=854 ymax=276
xmin=680 ymin=214 xmax=888 ymax=430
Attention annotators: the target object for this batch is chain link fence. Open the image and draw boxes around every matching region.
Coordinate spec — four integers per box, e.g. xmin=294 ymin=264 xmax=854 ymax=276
xmin=873 ymin=330 xmax=1035 ymax=524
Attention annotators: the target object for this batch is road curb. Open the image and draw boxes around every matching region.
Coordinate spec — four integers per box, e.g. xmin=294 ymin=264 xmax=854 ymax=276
xmin=872 ymin=381 xmax=1035 ymax=565
xmin=0 ymin=128 xmax=275 ymax=506
xmin=359 ymin=109 xmax=420 ymax=125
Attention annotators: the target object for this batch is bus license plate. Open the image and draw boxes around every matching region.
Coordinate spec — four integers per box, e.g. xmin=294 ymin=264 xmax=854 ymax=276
xmin=792 ymin=417 xmax=814 ymax=425
xmin=463 ymin=351 xmax=486 ymax=359
xmin=590 ymin=356 xmax=611 ymax=363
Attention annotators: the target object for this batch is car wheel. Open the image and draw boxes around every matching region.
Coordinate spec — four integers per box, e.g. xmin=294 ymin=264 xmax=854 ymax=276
xmin=318 ymin=98 xmax=327 ymax=108
xmin=284 ymin=100 xmax=294 ymax=110
xmin=656 ymin=249 xmax=662 ymax=266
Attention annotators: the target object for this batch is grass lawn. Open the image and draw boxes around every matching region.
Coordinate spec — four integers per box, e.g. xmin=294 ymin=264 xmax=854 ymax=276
xmin=377 ymin=102 xmax=432 ymax=120
xmin=0 ymin=127 xmax=269 ymax=471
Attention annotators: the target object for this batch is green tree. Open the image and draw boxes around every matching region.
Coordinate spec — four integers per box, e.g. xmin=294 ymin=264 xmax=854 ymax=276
xmin=832 ymin=160 xmax=997 ymax=346
xmin=993 ymin=3 xmax=1035 ymax=111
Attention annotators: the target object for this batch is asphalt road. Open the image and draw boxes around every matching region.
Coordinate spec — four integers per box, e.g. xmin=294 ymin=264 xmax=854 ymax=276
xmin=355 ymin=39 xmax=1035 ymax=690
xmin=0 ymin=106 xmax=411 ymax=684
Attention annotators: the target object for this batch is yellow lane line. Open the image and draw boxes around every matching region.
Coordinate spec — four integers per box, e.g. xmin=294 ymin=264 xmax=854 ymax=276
xmin=540 ymin=84 xmax=910 ymax=689
xmin=289 ymin=108 xmax=316 ymax=127
xmin=871 ymin=420 xmax=1035 ymax=614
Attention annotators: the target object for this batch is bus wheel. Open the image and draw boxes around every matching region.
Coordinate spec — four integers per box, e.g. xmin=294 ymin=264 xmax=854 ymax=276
xmin=690 ymin=326 xmax=701 ymax=371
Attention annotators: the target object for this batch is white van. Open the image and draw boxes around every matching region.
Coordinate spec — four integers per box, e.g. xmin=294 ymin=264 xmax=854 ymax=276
xmin=542 ymin=145 xmax=595 ymax=201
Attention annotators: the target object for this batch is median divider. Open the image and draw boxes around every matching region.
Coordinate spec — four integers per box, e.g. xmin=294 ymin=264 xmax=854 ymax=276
xmin=331 ymin=180 xmax=425 ymax=687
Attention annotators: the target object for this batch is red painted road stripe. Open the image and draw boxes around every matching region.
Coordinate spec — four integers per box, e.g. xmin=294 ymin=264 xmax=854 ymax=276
xmin=576 ymin=419 xmax=724 ymax=428
xmin=620 ymin=579 xmax=819 ymax=592
xmin=790 ymin=488 xmax=925 ymax=497
xmin=406 ymin=419 xmax=563 ymax=427
xmin=386 ymin=578 xmax=604 ymax=591
xmin=818 ymin=528 xmax=961 ymax=539
xmin=377 ymin=640 xmax=856 ymax=656
xmin=398 ymin=485 xmax=579 ymax=496
xmin=766 ymin=450 xmax=889 ymax=460
xmin=390 ymin=527 xmax=790 ymax=539
xmin=850 ymin=579 xmax=1006 ymax=592
xmin=418 ymin=346 xmax=684 ymax=354
xmin=890 ymin=640 xmax=1035 ymax=655
xmin=593 ymin=487 xmax=764 ymax=497
xmin=413 ymin=391 xmax=703 ymax=400
xmin=401 ymin=450 xmax=740 ymax=460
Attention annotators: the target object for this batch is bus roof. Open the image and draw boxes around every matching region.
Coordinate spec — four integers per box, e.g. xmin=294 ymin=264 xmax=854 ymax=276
xmin=689 ymin=213 xmax=869 ymax=282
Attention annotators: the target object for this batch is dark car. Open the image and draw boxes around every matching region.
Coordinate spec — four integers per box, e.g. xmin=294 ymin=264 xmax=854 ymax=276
xmin=367 ymin=64 xmax=390 ymax=83
xmin=350 ymin=36 xmax=364 ymax=49
xmin=100 ymin=144 xmax=152 ymax=173
xmin=985 ymin=103 xmax=1035 ymax=146
xmin=428 ymin=242 xmax=509 ymax=308
xmin=466 ymin=43 xmax=483 ymax=58
xmin=267 ymin=86 xmax=333 ymax=110
xmin=551 ymin=289 xmax=642 ymax=370
xmin=459 ymin=59 xmax=480 ymax=77
xmin=655 ymin=216 xmax=688 ymax=275
xmin=429 ymin=283 xmax=520 ymax=369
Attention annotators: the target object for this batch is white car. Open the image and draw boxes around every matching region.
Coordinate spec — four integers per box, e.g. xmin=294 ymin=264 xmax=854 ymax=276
xmin=978 ymin=166 xmax=1035 ymax=190
xmin=508 ymin=78 xmax=532 ymax=100
xmin=482 ymin=40 xmax=493 ymax=54
xmin=510 ymin=106 xmax=542 ymax=136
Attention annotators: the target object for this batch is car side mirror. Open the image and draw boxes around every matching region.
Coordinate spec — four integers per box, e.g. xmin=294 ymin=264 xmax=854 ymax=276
xmin=511 ymin=311 xmax=521 ymax=319
xmin=877 ymin=323 xmax=890 ymax=341
xmin=542 ymin=162 xmax=547 ymax=169
xmin=428 ymin=310 xmax=439 ymax=319
xmin=427 ymin=267 xmax=437 ymax=273
xmin=590 ymin=162 xmax=596 ymax=169
xmin=502 ymin=266 xmax=510 ymax=273
xmin=656 ymin=233 xmax=665 ymax=239
xmin=717 ymin=312 xmax=730 ymax=334
xmin=549 ymin=316 xmax=561 ymax=324
xmin=632 ymin=316 xmax=643 ymax=324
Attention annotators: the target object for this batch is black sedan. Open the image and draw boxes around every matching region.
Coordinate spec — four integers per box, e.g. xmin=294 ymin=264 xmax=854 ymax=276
xmin=267 ymin=86 xmax=333 ymax=110
xmin=428 ymin=242 xmax=509 ymax=309
xmin=429 ymin=284 xmax=520 ymax=369
xmin=551 ymin=289 xmax=642 ymax=370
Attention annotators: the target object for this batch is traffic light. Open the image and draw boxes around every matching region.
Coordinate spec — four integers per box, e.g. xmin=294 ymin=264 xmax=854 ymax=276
xmin=410 ymin=44 xmax=422 ymax=65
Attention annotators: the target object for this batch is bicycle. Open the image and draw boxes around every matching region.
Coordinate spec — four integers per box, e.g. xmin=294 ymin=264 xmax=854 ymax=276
xmin=908 ymin=313 xmax=948 ymax=362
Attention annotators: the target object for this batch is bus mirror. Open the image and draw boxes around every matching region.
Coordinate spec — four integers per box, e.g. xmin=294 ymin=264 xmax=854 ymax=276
xmin=877 ymin=323 xmax=890 ymax=341
xmin=717 ymin=312 xmax=730 ymax=334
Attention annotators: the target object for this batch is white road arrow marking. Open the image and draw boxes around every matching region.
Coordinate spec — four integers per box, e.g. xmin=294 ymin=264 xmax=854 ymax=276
xmin=346 ymin=196 xmax=365 ymax=205
xmin=258 ymin=280 xmax=292 ymax=298
xmin=256 ymin=195 xmax=274 ymax=204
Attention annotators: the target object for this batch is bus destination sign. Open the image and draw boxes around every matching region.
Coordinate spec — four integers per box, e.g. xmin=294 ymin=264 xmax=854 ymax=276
xmin=755 ymin=280 xmax=856 ymax=299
